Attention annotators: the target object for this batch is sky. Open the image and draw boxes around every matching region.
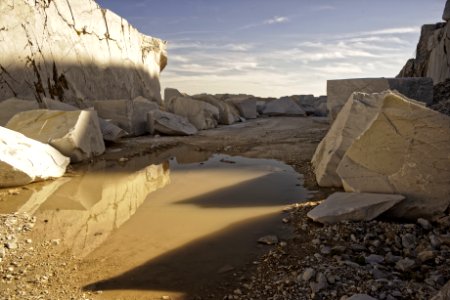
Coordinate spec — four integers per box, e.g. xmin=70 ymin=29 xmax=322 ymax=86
xmin=97 ymin=0 xmax=446 ymax=97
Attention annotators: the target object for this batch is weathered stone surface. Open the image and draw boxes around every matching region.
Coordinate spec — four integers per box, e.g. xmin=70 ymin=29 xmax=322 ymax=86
xmin=0 ymin=0 xmax=166 ymax=104
xmin=226 ymin=96 xmax=258 ymax=119
xmin=166 ymin=96 xmax=219 ymax=130
xmin=192 ymin=94 xmax=240 ymax=125
xmin=262 ymin=98 xmax=306 ymax=116
xmin=307 ymin=192 xmax=404 ymax=224
xmin=312 ymin=92 xmax=388 ymax=187
xmin=327 ymin=77 xmax=433 ymax=121
xmin=94 ymin=98 xmax=158 ymax=136
xmin=147 ymin=110 xmax=197 ymax=136
xmin=444 ymin=0 xmax=450 ymax=21
xmin=164 ymin=88 xmax=184 ymax=103
xmin=398 ymin=22 xmax=450 ymax=85
xmin=431 ymin=279 xmax=450 ymax=300
xmin=0 ymin=126 xmax=69 ymax=187
xmin=42 ymin=97 xmax=127 ymax=142
xmin=6 ymin=110 xmax=105 ymax=163
xmin=336 ymin=92 xmax=450 ymax=219
xmin=0 ymin=98 xmax=39 ymax=126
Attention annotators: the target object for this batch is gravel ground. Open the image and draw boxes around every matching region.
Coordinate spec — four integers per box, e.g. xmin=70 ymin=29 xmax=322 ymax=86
xmin=224 ymin=202 xmax=450 ymax=300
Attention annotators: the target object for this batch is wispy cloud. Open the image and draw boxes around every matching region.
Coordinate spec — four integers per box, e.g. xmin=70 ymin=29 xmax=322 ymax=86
xmin=311 ymin=5 xmax=336 ymax=11
xmin=264 ymin=16 xmax=289 ymax=25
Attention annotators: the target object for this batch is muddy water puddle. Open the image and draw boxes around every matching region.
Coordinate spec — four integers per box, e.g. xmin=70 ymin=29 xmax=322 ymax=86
xmin=0 ymin=148 xmax=311 ymax=299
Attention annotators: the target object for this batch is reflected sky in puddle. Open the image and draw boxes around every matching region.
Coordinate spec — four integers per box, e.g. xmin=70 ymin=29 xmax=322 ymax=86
xmin=0 ymin=147 xmax=311 ymax=299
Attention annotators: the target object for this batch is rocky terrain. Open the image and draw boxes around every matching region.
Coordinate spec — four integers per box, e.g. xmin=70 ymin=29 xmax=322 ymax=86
xmin=1 ymin=0 xmax=450 ymax=299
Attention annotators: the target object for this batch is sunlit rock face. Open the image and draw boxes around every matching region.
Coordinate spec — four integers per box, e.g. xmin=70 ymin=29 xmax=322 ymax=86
xmin=0 ymin=0 xmax=167 ymax=105
xmin=397 ymin=2 xmax=450 ymax=85
xmin=17 ymin=158 xmax=171 ymax=257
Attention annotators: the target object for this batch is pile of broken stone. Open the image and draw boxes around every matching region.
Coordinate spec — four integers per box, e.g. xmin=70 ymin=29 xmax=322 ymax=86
xmin=0 ymin=88 xmax=326 ymax=188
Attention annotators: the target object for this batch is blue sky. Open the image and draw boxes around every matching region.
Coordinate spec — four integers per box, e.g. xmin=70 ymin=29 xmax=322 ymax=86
xmin=98 ymin=0 xmax=446 ymax=97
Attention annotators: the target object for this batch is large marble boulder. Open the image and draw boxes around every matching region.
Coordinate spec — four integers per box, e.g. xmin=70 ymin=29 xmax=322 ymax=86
xmin=0 ymin=98 xmax=39 ymax=126
xmin=336 ymin=92 xmax=450 ymax=219
xmin=226 ymin=96 xmax=258 ymax=119
xmin=307 ymin=192 xmax=404 ymax=224
xmin=0 ymin=0 xmax=166 ymax=104
xmin=0 ymin=126 xmax=69 ymax=187
xmin=166 ymin=96 xmax=219 ymax=130
xmin=192 ymin=94 xmax=240 ymax=125
xmin=42 ymin=97 xmax=127 ymax=142
xmin=164 ymin=88 xmax=184 ymax=103
xmin=327 ymin=77 xmax=433 ymax=121
xmin=6 ymin=109 xmax=105 ymax=163
xmin=262 ymin=98 xmax=306 ymax=116
xmin=147 ymin=110 xmax=197 ymax=136
xmin=312 ymin=92 xmax=387 ymax=187
xmin=94 ymin=97 xmax=159 ymax=136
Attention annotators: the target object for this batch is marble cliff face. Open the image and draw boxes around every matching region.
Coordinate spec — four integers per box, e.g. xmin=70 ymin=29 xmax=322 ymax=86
xmin=0 ymin=0 xmax=167 ymax=105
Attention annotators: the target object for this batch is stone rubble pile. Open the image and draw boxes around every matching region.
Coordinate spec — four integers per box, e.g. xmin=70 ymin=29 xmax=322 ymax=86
xmin=226 ymin=202 xmax=450 ymax=300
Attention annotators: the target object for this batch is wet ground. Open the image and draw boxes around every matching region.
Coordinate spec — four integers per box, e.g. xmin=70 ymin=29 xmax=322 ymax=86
xmin=0 ymin=116 xmax=332 ymax=300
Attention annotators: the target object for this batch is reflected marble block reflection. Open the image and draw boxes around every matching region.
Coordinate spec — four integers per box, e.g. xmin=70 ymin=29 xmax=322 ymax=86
xmin=19 ymin=158 xmax=171 ymax=257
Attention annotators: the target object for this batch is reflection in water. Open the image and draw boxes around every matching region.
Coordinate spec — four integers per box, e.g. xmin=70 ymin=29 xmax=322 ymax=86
xmin=4 ymin=157 xmax=171 ymax=257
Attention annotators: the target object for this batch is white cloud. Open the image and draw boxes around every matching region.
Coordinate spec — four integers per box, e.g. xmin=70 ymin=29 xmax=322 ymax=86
xmin=311 ymin=5 xmax=336 ymax=11
xmin=264 ymin=16 xmax=289 ymax=25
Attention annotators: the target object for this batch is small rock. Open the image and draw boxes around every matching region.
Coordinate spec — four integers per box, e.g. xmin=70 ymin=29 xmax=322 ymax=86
xmin=257 ymin=235 xmax=278 ymax=245
xmin=302 ymin=268 xmax=316 ymax=282
xmin=430 ymin=235 xmax=441 ymax=249
xmin=5 ymin=242 xmax=17 ymax=250
xmin=395 ymin=258 xmax=416 ymax=272
xmin=365 ymin=254 xmax=384 ymax=265
xmin=401 ymin=233 xmax=416 ymax=249
xmin=417 ymin=250 xmax=436 ymax=262
xmin=321 ymin=246 xmax=332 ymax=255
xmin=417 ymin=218 xmax=432 ymax=230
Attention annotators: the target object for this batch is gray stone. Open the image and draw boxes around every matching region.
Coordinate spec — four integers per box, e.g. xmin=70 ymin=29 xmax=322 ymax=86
xmin=365 ymin=254 xmax=384 ymax=265
xmin=164 ymin=88 xmax=184 ymax=103
xmin=302 ymin=268 xmax=316 ymax=281
xmin=0 ymin=126 xmax=69 ymax=187
xmin=395 ymin=258 xmax=416 ymax=272
xmin=0 ymin=0 xmax=166 ymax=104
xmin=226 ymin=96 xmax=257 ymax=119
xmin=262 ymin=98 xmax=306 ymax=116
xmin=192 ymin=94 xmax=240 ymax=125
xmin=444 ymin=0 xmax=450 ymax=21
xmin=418 ymin=250 xmax=436 ymax=262
xmin=307 ymin=192 xmax=404 ymax=224
xmin=6 ymin=109 xmax=105 ymax=163
xmin=147 ymin=110 xmax=197 ymax=136
xmin=94 ymin=98 xmax=159 ymax=136
xmin=327 ymin=77 xmax=433 ymax=121
xmin=431 ymin=279 xmax=450 ymax=300
xmin=417 ymin=218 xmax=432 ymax=230
xmin=401 ymin=233 xmax=416 ymax=249
xmin=257 ymin=235 xmax=279 ymax=245
xmin=166 ymin=96 xmax=219 ymax=130
xmin=336 ymin=92 xmax=450 ymax=219
xmin=0 ymin=98 xmax=39 ymax=126
xmin=347 ymin=294 xmax=378 ymax=300
xmin=42 ymin=97 xmax=128 ymax=142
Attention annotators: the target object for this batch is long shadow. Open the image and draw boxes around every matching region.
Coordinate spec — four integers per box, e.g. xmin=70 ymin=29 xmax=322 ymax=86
xmin=173 ymin=173 xmax=308 ymax=208
xmin=83 ymin=212 xmax=292 ymax=298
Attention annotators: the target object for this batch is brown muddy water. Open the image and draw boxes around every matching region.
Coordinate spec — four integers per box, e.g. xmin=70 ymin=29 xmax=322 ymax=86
xmin=0 ymin=148 xmax=313 ymax=299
